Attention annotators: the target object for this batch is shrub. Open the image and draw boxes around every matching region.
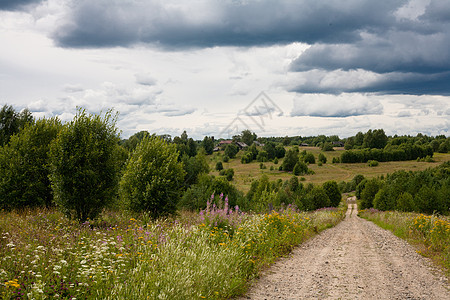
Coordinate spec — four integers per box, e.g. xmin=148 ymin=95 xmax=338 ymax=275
xmin=49 ymin=109 xmax=120 ymax=222
xmin=223 ymin=155 xmax=230 ymax=162
xmin=396 ymin=192 xmax=416 ymax=212
xmin=282 ymin=149 xmax=299 ymax=172
xmin=120 ymin=135 xmax=185 ymax=218
xmin=359 ymin=178 xmax=381 ymax=209
xmin=215 ymin=161 xmax=224 ymax=171
xmin=224 ymin=144 xmax=239 ymax=158
xmin=321 ymin=142 xmax=334 ymax=151
xmin=293 ymin=161 xmax=308 ymax=176
xmin=0 ymin=118 xmax=61 ymax=210
xmin=273 ymin=157 xmax=279 ymax=164
xmin=318 ymin=153 xmax=327 ymax=164
xmin=322 ymin=181 xmax=341 ymax=207
xmin=368 ymin=160 xmax=379 ymax=167
xmin=302 ymin=152 xmax=315 ymax=164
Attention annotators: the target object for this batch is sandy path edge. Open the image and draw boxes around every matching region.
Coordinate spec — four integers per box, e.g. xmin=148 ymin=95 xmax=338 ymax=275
xmin=238 ymin=199 xmax=449 ymax=299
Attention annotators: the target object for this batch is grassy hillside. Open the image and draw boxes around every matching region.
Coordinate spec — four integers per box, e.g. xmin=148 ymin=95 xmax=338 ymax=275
xmin=209 ymin=146 xmax=450 ymax=193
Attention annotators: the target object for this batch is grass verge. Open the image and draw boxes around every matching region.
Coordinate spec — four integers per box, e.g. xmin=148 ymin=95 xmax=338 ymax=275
xmin=0 ymin=205 xmax=345 ymax=299
xmin=359 ymin=209 xmax=450 ymax=276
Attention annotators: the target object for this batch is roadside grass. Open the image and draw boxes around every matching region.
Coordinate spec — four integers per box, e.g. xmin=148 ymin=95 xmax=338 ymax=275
xmin=211 ymin=148 xmax=450 ymax=193
xmin=0 ymin=204 xmax=345 ymax=299
xmin=359 ymin=209 xmax=450 ymax=276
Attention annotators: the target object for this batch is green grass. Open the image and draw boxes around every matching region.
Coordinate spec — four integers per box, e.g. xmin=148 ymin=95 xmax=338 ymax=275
xmin=359 ymin=209 xmax=450 ymax=276
xmin=0 ymin=205 xmax=346 ymax=299
xmin=210 ymin=147 xmax=450 ymax=192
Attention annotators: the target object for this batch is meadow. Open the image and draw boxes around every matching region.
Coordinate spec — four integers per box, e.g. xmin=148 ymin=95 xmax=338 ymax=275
xmin=210 ymin=147 xmax=450 ymax=192
xmin=0 ymin=199 xmax=346 ymax=299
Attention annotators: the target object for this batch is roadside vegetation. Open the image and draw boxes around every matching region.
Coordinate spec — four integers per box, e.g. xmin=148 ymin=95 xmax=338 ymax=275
xmin=0 ymin=104 xmax=449 ymax=298
xmin=359 ymin=210 xmax=449 ymax=276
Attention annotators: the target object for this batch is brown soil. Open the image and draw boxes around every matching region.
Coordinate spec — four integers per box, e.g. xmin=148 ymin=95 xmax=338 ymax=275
xmin=239 ymin=198 xmax=449 ymax=299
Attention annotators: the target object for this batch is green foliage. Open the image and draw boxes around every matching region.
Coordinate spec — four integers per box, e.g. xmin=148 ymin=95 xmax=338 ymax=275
xmin=0 ymin=105 xmax=34 ymax=146
xmin=263 ymin=141 xmax=276 ymax=159
xmin=362 ymin=129 xmax=388 ymax=149
xmin=274 ymin=144 xmax=286 ymax=158
xmin=241 ymin=129 xmax=257 ymax=146
xmin=201 ymin=136 xmax=214 ymax=155
xmin=332 ymin=157 xmax=340 ymax=163
xmin=302 ymin=186 xmax=330 ymax=211
xmin=322 ymin=181 xmax=341 ymax=207
xmin=357 ymin=162 xmax=449 ymax=214
xmin=396 ymin=192 xmax=416 ymax=212
xmin=225 ymin=168 xmax=235 ymax=181
xmin=321 ymin=142 xmax=334 ymax=151
xmin=341 ymin=143 xmax=433 ymax=163
xmin=293 ymin=161 xmax=308 ymax=176
xmin=281 ymin=148 xmax=299 ymax=172
xmin=178 ymin=174 xmax=243 ymax=211
xmin=120 ymin=135 xmax=185 ymax=218
xmin=273 ymin=157 xmax=279 ymax=164
xmin=49 ymin=109 xmax=120 ymax=222
xmin=181 ymin=151 xmax=210 ymax=188
xmin=318 ymin=152 xmax=327 ymax=164
xmin=223 ymin=155 xmax=230 ymax=162
xmin=224 ymin=143 xmax=239 ymax=158
xmin=215 ymin=161 xmax=224 ymax=171
xmin=0 ymin=118 xmax=61 ymax=210
xmin=121 ymin=130 xmax=149 ymax=152
xmin=256 ymin=150 xmax=268 ymax=162
xmin=302 ymin=152 xmax=316 ymax=164
xmin=360 ymin=178 xmax=381 ymax=209
xmin=368 ymin=160 xmax=379 ymax=167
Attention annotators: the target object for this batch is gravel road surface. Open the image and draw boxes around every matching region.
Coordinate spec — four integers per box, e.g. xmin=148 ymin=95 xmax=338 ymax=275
xmin=240 ymin=198 xmax=449 ymax=299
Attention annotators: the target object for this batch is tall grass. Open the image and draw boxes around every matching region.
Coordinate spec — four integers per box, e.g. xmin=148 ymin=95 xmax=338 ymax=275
xmin=359 ymin=209 xmax=450 ymax=275
xmin=0 ymin=204 xmax=345 ymax=299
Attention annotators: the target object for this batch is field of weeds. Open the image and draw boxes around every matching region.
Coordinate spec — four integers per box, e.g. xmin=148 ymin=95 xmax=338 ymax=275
xmin=1 ymin=201 xmax=345 ymax=299
xmin=359 ymin=209 xmax=450 ymax=275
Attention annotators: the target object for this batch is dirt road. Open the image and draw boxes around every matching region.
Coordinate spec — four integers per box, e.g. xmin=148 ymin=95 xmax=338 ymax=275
xmin=240 ymin=198 xmax=449 ymax=299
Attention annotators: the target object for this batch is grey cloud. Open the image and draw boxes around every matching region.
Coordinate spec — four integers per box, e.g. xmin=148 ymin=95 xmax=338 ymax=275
xmin=53 ymin=0 xmax=403 ymax=48
xmin=162 ymin=108 xmax=196 ymax=117
xmin=135 ymin=73 xmax=156 ymax=86
xmin=0 ymin=0 xmax=42 ymax=11
xmin=397 ymin=111 xmax=412 ymax=117
xmin=291 ymin=94 xmax=383 ymax=117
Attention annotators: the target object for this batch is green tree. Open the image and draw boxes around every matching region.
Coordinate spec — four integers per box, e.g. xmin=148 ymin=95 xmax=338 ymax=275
xmin=201 ymin=136 xmax=214 ymax=155
xmin=241 ymin=129 xmax=256 ymax=146
xmin=49 ymin=109 xmax=120 ymax=222
xmin=396 ymin=192 xmax=416 ymax=212
xmin=318 ymin=153 xmax=327 ymax=164
xmin=0 ymin=118 xmax=61 ymax=210
xmin=120 ymin=135 xmax=185 ymax=218
xmin=282 ymin=148 xmax=299 ymax=172
xmin=215 ymin=161 xmax=224 ymax=171
xmin=0 ymin=105 xmax=34 ymax=146
xmin=360 ymin=178 xmax=381 ymax=209
xmin=181 ymin=150 xmax=210 ymax=188
xmin=322 ymin=181 xmax=341 ymax=207
xmin=321 ymin=142 xmax=334 ymax=151
xmin=224 ymin=144 xmax=239 ymax=158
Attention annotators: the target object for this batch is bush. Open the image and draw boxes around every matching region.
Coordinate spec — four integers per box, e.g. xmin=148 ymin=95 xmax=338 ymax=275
xmin=302 ymin=152 xmax=315 ymax=164
xmin=281 ymin=149 xmax=299 ymax=172
xmin=0 ymin=118 xmax=61 ymax=210
xmin=215 ymin=161 xmax=224 ymax=171
xmin=368 ymin=160 xmax=379 ymax=167
xmin=396 ymin=192 xmax=416 ymax=212
xmin=322 ymin=181 xmax=341 ymax=207
xmin=179 ymin=174 xmax=243 ymax=211
xmin=359 ymin=178 xmax=381 ymax=209
xmin=273 ymin=157 xmax=279 ymax=164
xmin=120 ymin=135 xmax=185 ymax=218
xmin=321 ymin=142 xmax=334 ymax=151
xmin=223 ymin=155 xmax=230 ymax=162
xmin=49 ymin=109 xmax=120 ymax=222
xmin=224 ymin=144 xmax=239 ymax=158
xmin=225 ymin=168 xmax=235 ymax=181
xmin=318 ymin=153 xmax=327 ymax=164
xmin=293 ymin=161 xmax=308 ymax=176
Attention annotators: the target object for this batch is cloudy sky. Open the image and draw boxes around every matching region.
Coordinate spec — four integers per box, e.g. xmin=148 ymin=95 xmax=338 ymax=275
xmin=1 ymin=0 xmax=449 ymax=139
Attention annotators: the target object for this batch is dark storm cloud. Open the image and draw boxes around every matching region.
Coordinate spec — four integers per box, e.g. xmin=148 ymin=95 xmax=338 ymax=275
xmin=0 ymin=0 xmax=42 ymax=10
xmin=51 ymin=0 xmax=450 ymax=96
xmin=53 ymin=0 xmax=403 ymax=48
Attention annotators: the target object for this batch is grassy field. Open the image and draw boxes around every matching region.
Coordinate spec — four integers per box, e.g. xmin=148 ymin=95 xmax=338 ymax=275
xmin=209 ymin=147 xmax=450 ymax=193
xmin=0 ymin=205 xmax=346 ymax=299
